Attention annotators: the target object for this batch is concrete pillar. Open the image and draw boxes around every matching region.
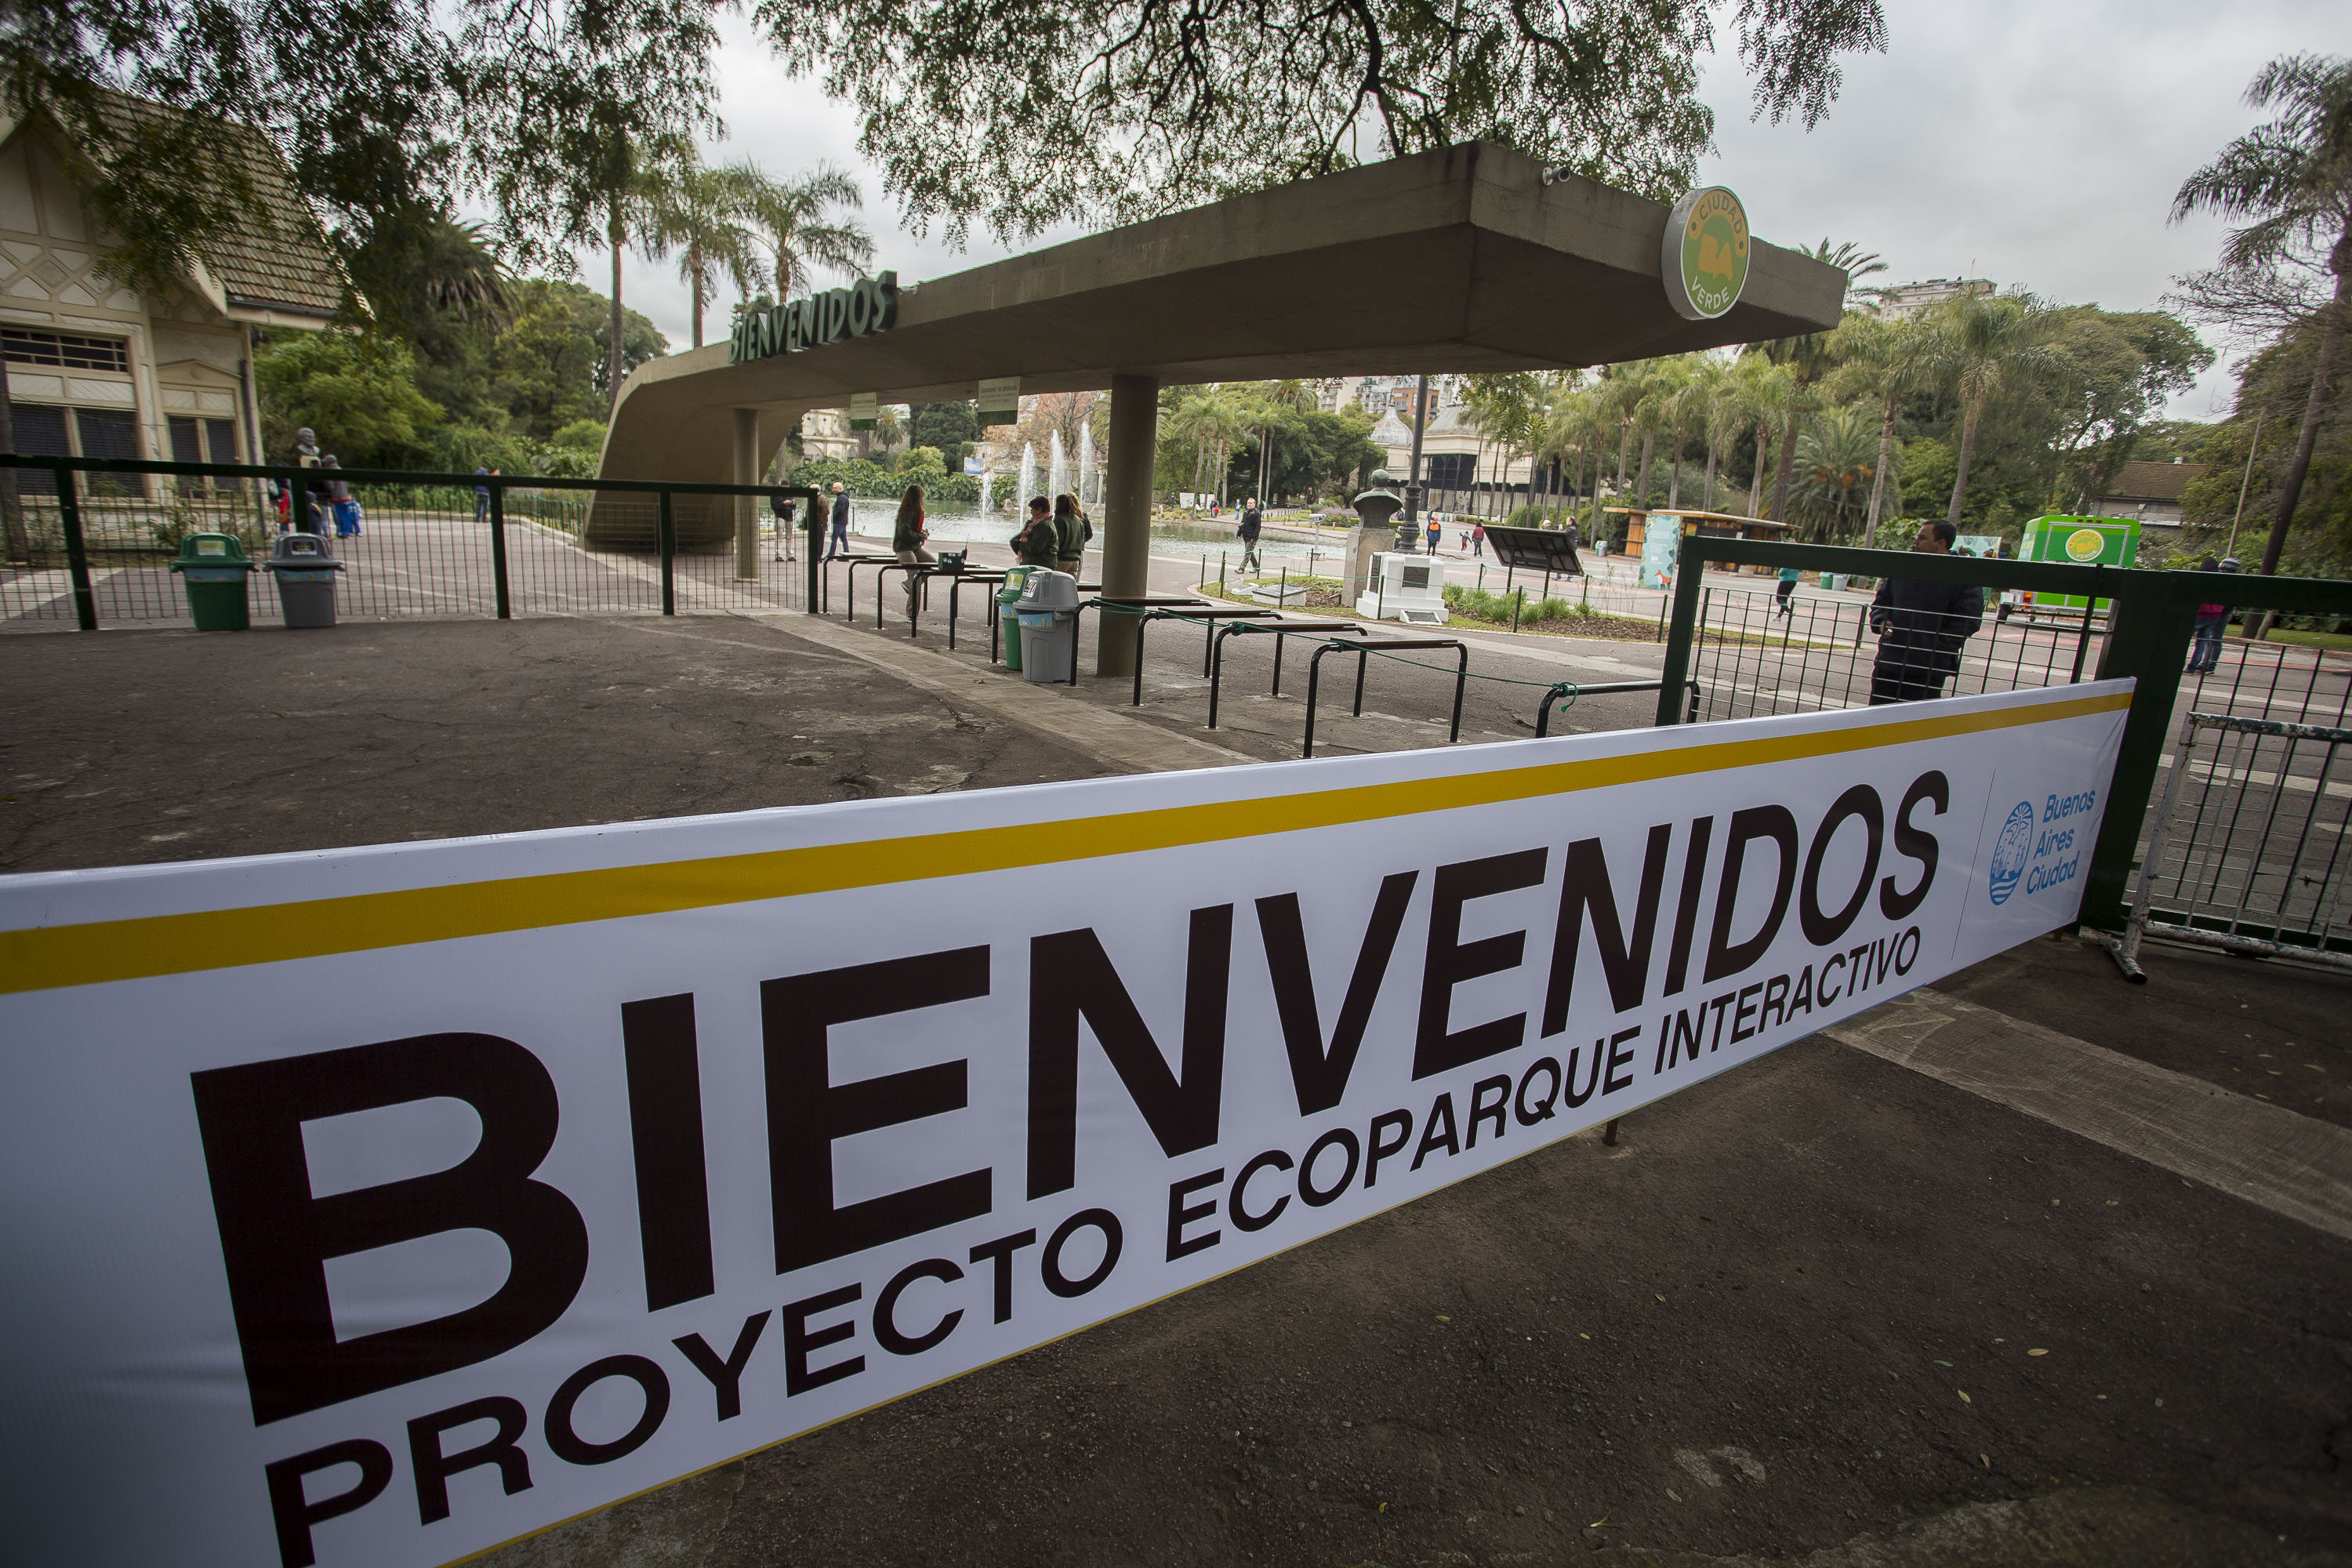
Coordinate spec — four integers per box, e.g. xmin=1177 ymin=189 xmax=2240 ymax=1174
xmin=733 ymin=407 xmax=760 ymax=579
xmin=1095 ymin=372 xmax=1158 ymax=677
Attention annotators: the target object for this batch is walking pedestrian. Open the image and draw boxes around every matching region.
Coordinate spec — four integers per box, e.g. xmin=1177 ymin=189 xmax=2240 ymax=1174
xmin=1237 ymin=497 xmax=1263 ymax=572
xmin=1053 ymin=492 xmax=1090 ymax=579
xmin=1426 ymin=515 xmax=1441 ymax=553
xmin=1563 ymin=518 xmax=1581 ymax=556
xmin=894 ymin=484 xmax=935 ymax=617
xmin=1867 ymin=521 xmax=1984 ymax=705
xmin=1774 ymin=564 xmax=1799 ymax=618
xmin=1471 ymin=522 xmax=1485 ymax=558
xmin=1012 ymin=496 xmax=1058 ymax=567
xmin=324 ymin=457 xmax=361 ymax=537
xmin=473 ymin=466 xmax=491 ymax=524
xmin=2187 ymin=556 xmax=2237 ymax=674
xmin=826 ymin=481 xmax=851 ymax=561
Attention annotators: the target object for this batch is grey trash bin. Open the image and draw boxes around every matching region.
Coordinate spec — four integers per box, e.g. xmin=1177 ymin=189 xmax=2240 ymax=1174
xmin=1015 ymin=569 xmax=1080 ymax=683
xmin=264 ymin=532 xmax=345 ymax=628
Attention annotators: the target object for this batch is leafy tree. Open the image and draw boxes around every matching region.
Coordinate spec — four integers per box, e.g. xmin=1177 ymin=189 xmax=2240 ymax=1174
xmin=2036 ymin=307 xmax=2209 ymax=510
xmin=490 ymin=280 xmax=666 ymax=441
xmin=2171 ymin=53 xmax=2352 ymax=576
xmin=1896 ymin=436 xmax=1957 ymax=520
xmin=909 ymin=401 xmax=980 ymax=464
xmin=254 ymin=332 xmax=442 ymax=466
xmin=758 ymin=0 xmax=1886 ymax=243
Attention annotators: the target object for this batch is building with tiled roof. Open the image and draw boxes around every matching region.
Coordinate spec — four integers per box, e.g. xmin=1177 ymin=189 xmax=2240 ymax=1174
xmin=0 ymin=93 xmax=344 ymax=485
xmin=2096 ymin=458 xmax=2210 ymax=532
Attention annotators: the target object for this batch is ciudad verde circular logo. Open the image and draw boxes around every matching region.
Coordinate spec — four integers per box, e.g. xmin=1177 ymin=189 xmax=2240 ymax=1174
xmin=1663 ymin=187 xmax=1749 ymax=321
xmin=2064 ymin=528 xmax=2107 ymax=562
xmin=1988 ymin=801 xmax=2034 ymax=906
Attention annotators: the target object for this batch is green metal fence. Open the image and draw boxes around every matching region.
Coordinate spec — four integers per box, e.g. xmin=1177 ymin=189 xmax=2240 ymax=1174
xmin=0 ymin=454 xmax=825 ymax=628
xmin=1654 ymin=534 xmax=2352 ymax=935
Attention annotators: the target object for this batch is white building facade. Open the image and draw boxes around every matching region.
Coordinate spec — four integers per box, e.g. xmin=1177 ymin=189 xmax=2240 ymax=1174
xmin=0 ymin=98 xmax=341 ymax=490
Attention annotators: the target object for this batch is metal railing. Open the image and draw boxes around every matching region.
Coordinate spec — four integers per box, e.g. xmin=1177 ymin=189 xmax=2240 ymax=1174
xmin=2092 ymin=713 xmax=2350 ymax=976
xmin=1655 ymin=534 xmax=2352 ymax=937
xmin=0 ymin=454 xmax=824 ymax=630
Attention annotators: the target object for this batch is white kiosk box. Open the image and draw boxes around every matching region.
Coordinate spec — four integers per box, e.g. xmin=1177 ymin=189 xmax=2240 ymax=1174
xmin=1356 ymin=551 xmax=1449 ymax=625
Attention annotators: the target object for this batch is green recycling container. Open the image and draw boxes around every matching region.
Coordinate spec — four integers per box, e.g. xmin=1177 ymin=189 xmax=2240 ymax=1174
xmin=997 ymin=567 xmax=1033 ymax=670
xmin=169 ymin=532 xmax=255 ymax=631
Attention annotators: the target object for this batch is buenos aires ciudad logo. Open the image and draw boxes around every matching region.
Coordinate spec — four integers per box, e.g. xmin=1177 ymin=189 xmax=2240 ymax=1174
xmin=1988 ymin=801 xmax=2034 ymax=905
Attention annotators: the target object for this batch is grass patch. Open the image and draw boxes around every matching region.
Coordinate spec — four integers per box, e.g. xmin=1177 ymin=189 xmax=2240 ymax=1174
xmin=2258 ymin=628 xmax=2352 ymax=653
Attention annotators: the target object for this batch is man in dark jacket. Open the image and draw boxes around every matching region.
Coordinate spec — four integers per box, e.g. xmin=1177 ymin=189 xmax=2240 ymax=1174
xmin=1869 ymin=520 xmax=1983 ymax=705
xmin=826 ymin=482 xmax=851 ymax=561
xmin=1238 ymin=498 xmax=1263 ymax=572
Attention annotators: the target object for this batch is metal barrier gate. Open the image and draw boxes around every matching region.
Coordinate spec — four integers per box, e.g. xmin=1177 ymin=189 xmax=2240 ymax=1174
xmin=0 ymin=453 xmax=824 ymax=628
xmin=1653 ymin=534 xmax=2352 ymax=943
xmin=2093 ymin=713 xmax=2352 ymax=976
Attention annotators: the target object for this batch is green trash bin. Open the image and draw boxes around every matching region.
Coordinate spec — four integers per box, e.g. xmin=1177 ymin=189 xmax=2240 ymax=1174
xmin=997 ymin=567 xmax=1033 ymax=670
xmin=169 ymin=532 xmax=254 ymax=631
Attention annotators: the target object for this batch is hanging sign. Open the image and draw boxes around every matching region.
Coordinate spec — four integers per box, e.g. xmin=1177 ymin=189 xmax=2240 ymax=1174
xmin=1662 ymin=187 xmax=1749 ymax=321
xmin=728 ymin=272 xmax=898 ymax=364
xmin=977 ymin=377 xmax=1020 ymax=426
xmin=848 ymin=393 xmax=878 ymax=431
xmin=0 ymin=683 xmax=2129 ymax=1568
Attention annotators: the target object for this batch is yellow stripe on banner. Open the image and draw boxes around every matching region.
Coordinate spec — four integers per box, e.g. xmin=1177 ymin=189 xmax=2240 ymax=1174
xmin=1 ymin=692 xmax=2128 ymax=994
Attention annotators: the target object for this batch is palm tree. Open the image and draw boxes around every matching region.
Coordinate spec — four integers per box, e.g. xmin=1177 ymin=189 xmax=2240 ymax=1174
xmin=1686 ymin=354 xmax=1737 ymax=511
xmin=742 ymin=165 xmax=876 ymax=303
xmin=1928 ymin=292 xmax=2063 ymax=528
xmin=1761 ymin=240 xmax=1888 ymax=520
xmin=660 ymin=161 xmax=766 ymax=349
xmin=2172 ymin=53 xmax=2352 ymax=576
xmin=1659 ymin=358 xmax=1715 ymax=508
xmin=1824 ymin=310 xmax=1939 ymax=533
xmin=589 ymin=132 xmax=691 ymax=415
xmin=1729 ymin=355 xmax=1795 ymax=517
xmin=1791 ymin=405 xmax=1881 ymax=541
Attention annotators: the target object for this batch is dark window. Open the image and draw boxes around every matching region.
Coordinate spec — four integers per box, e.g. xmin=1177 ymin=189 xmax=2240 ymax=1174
xmin=205 ymin=418 xmax=240 ymax=466
xmin=9 ymin=403 xmax=67 ymax=495
xmin=1424 ymin=453 xmax=1475 ymax=490
xmin=3 ymin=328 xmax=130 ymax=372
xmin=169 ymin=416 xmax=205 ymax=464
xmin=74 ymin=407 xmax=142 ymax=495
xmin=74 ymin=407 xmax=140 ymax=460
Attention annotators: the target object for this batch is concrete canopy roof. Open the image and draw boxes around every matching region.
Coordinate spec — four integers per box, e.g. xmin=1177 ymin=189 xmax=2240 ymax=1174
xmin=597 ymin=141 xmax=1849 ymax=491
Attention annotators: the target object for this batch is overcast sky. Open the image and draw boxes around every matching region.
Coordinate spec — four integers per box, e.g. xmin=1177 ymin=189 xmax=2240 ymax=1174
xmin=596 ymin=0 xmax=2340 ymax=422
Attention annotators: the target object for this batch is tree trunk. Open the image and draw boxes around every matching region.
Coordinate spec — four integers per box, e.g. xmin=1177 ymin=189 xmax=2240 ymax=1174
xmin=1666 ymin=420 xmax=1683 ymax=508
xmin=1615 ymin=420 xmax=1630 ymax=488
xmin=1703 ymin=437 xmax=1719 ymax=514
xmin=608 ymin=220 xmax=626 ymax=416
xmin=1947 ymin=401 xmax=1983 ymax=529
xmin=1748 ymin=420 xmax=1769 ymax=517
xmin=1865 ymin=390 xmax=1899 ymax=533
xmin=688 ymin=244 xmax=704 ymax=349
xmin=2259 ymin=260 xmax=2349 ymax=579
xmin=1768 ymin=416 xmax=1798 ymax=522
xmin=1635 ymin=430 xmax=1654 ymax=508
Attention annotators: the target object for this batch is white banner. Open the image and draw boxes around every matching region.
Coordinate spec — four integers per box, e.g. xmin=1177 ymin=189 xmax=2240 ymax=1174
xmin=0 ymin=682 xmax=2129 ymax=1568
